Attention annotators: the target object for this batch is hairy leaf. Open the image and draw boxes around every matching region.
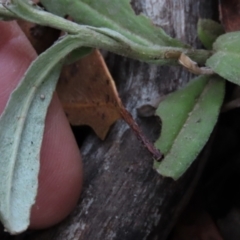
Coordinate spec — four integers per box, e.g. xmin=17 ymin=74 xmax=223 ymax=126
xmin=64 ymin=47 xmax=93 ymax=65
xmin=40 ymin=0 xmax=187 ymax=48
xmin=0 ymin=3 xmax=16 ymax=20
xmin=6 ymin=1 xmax=212 ymax=65
xmin=197 ymin=19 xmax=224 ymax=49
xmin=206 ymin=32 xmax=240 ymax=85
xmin=0 ymin=34 xmax=86 ymax=234
xmin=3 ymin=0 xmax=181 ymax=65
xmin=154 ymin=75 xmax=225 ymax=180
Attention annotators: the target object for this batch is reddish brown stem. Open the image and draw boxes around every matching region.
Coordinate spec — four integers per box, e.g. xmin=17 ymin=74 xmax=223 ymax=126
xmin=120 ymin=107 xmax=163 ymax=161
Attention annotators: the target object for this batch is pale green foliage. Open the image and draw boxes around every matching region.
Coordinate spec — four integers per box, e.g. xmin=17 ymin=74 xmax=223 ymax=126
xmin=154 ymin=75 xmax=225 ymax=180
xmin=5 ymin=0 xmax=186 ymax=65
xmin=0 ymin=2 xmax=16 ymax=20
xmin=65 ymin=47 xmax=93 ymax=65
xmin=0 ymin=34 xmax=87 ymax=234
xmin=197 ymin=19 xmax=225 ymax=50
xmin=206 ymin=32 xmax=240 ymax=85
xmin=0 ymin=0 xmax=232 ymax=234
xmin=0 ymin=0 xmax=192 ymax=234
xmin=41 ymin=0 xmax=187 ymax=48
xmin=4 ymin=1 xmax=211 ymax=64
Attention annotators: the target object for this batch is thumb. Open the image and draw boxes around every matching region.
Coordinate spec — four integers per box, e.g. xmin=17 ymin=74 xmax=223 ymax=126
xmin=0 ymin=21 xmax=83 ymax=229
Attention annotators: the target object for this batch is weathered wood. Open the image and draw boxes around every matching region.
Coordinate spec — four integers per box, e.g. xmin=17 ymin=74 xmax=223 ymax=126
xmin=26 ymin=0 xmax=213 ymax=239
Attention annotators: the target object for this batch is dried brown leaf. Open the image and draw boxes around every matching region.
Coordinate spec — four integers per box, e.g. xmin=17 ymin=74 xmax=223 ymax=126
xmin=19 ymin=19 xmax=162 ymax=158
xmin=18 ymin=20 xmax=121 ymax=140
xmin=57 ymin=49 xmax=122 ymax=140
xmin=57 ymin=50 xmax=162 ymax=159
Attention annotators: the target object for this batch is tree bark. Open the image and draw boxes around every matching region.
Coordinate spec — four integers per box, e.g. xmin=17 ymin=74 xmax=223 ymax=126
xmin=18 ymin=0 xmax=214 ymax=240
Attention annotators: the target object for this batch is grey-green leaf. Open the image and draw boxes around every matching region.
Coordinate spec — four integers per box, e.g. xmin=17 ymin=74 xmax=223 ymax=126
xmin=0 ymin=3 xmax=16 ymax=21
xmin=197 ymin=19 xmax=224 ymax=50
xmin=64 ymin=47 xmax=93 ymax=65
xmin=41 ymin=0 xmax=188 ymax=48
xmin=154 ymin=75 xmax=225 ymax=180
xmin=0 ymin=34 xmax=85 ymax=234
xmin=7 ymin=1 xmax=211 ymax=65
xmin=5 ymin=0 xmax=185 ymax=65
xmin=206 ymin=32 xmax=240 ymax=85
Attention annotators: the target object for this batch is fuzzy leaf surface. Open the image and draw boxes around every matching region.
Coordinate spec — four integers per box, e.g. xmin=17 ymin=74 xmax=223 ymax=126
xmin=197 ymin=19 xmax=224 ymax=49
xmin=40 ymin=0 xmax=187 ymax=48
xmin=154 ymin=75 xmax=225 ymax=180
xmin=206 ymin=32 xmax=240 ymax=85
xmin=0 ymin=34 xmax=85 ymax=234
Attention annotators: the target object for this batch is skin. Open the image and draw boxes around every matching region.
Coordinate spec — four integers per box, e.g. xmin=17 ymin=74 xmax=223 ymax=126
xmin=0 ymin=21 xmax=83 ymax=229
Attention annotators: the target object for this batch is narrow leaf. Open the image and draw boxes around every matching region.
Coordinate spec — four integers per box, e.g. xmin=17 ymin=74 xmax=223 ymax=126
xmin=206 ymin=32 xmax=240 ymax=85
xmin=154 ymin=75 xmax=225 ymax=180
xmin=197 ymin=19 xmax=224 ymax=50
xmin=41 ymin=0 xmax=188 ymax=48
xmin=0 ymin=34 xmax=85 ymax=234
xmin=8 ymin=1 xmax=211 ymax=65
xmin=64 ymin=47 xmax=93 ymax=65
xmin=5 ymin=0 xmax=185 ymax=65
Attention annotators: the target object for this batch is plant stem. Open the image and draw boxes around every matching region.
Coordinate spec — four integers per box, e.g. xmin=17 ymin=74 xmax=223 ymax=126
xmin=119 ymin=107 xmax=163 ymax=161
xmin=0 ymin=1 xmax=212 ymax=64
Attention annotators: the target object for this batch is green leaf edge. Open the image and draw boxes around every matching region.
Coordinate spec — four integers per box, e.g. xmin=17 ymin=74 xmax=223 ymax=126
xmin=41 ymin=0 xmax=188 ymax=49
xmin=197 ymin=19 xmax=225 ymax=50
xmin=154 ymin=75 xmax=225 ymax=180
xmin=4 ymin=1 xmax=211 ymax=65
xmin=0 ymin=34 xmax=86 ymax=234
xmin=206 ymin=32 xmax=240 ymax=86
